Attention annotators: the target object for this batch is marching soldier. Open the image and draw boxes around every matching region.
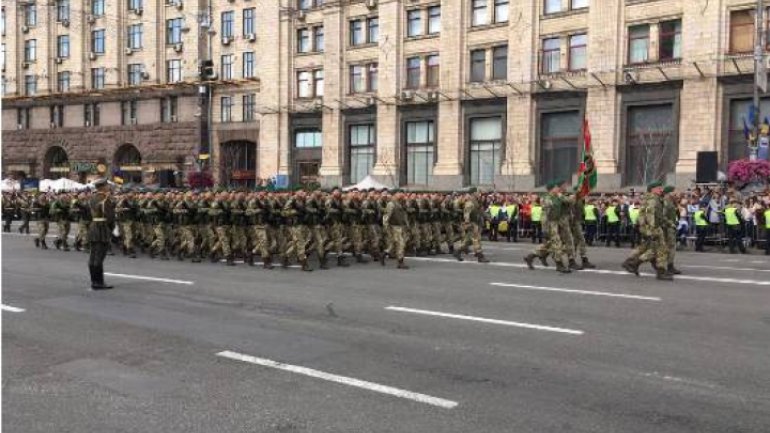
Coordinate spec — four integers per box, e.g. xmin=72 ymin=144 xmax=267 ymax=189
xmin=116 ymin=191 xmax=138 ymax=258
xmin=50 ymin=193 xmax=71 ymax=251
xmin=361 ymin=191 xmax=383 ymax=262
xmin=32 ymin=193 xmax=50 ymax=249
xmin=622 ymin=181 xmax=672 ymax=280
xmin=525 ymin=180 xmax=571 ymax=273
xmin=18 ymin=193 xmax=31 ymax=234
xmin=175 ymin=191 xmax=199 ymax=262
xmin=453 ymin=193 xmax=490 ymax=263
xmin=663 ymin=186 xmax=682 ymax=274
xmin=71 ymin=192 xmax=91 ymax=252
xmin=282 ymin=190 xmax=312 ymax=271
xmin=248 ymin=191 xmax=274 ymax=269
xmin=325 ymin=188 xmax=349 ymax=267
xmin=569 ymin=188 xmax=595 ymax=269
xmin=382 ymin=191 xmax=409 ymax=269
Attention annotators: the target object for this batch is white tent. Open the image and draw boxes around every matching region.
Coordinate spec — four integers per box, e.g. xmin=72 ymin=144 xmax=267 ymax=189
xmin=39 ymin=178 xmax=86 ymax=192
xmin=343 ymin=175 xmax=391 ymax=191
xmin=85 ymin=179 xmax=116 ymax=189
xmin=1 ymin=178 xmax=20 ymax=192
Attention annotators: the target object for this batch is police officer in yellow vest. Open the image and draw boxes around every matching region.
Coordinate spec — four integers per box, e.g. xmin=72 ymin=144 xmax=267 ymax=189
xmin=487 ymin=198 xmax=502 ymax=242
xmin=583 ymin=200 xmax=599 ymax=246
xmin=530 ymin=198 xmax=543 ymax=244
xmin=724 ymin=199 xmax=746 ymax=254
xmin=605 ymin=199 xmax=621 ymax=247
xmin=762 ymin=204 xmax=770 ymax=255
xmin=628 ymin=200 xmax=641 ymax=247
xmin=504 ymin=198 xmax=518 ymax=243
xmin=693 ymin=206 xmax=709 ymax=252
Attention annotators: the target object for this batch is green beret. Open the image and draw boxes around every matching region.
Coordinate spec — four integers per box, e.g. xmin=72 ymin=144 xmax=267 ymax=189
xmin=647 ymin=180 xmax=663 ymax=191
xmin=663 ymin=185 xmax=675 ymax=194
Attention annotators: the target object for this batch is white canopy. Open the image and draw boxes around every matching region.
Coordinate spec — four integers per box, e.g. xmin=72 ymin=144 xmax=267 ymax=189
xmin=343 ymin=175 xmax=390 ymax=191
xmin=85 ymin=179 xmax=116 ymax=189
xmin=39 ymin=178 xmax=86 ymax=192
xmin=1 ymin=178 xmax=20 ymax=192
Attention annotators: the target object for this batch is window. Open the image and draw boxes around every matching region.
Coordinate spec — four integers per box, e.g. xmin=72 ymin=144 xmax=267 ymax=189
xmin=128 ymin=24 xmax=143 ymax=49
xmin=492 ymin=45 xmax=508 ymax=80
xmin=221 ymin=54 xmax=234 ymax=79
xmin=627 ymin=104 xmax=676 ymax=185
xmin=297 ymin=0 xmax=322 ymax=10
xmin=24 ymin=40 xmax=36 ymax=62
xmin=569 ymin=34 xmax=587 ymax=71
xmin=0 ymin=7 xmax=4 ymax=36
xmin=472 ymin=0 xmax=487 ymax=26
xmin=298 ymin=28 xmax=310 ymax=52
xmin=243 ymin=52 xmax=255 ymax=78
xmin=57 ymin=0 xmax=70 ymax=21
xmin=571 ymin=0 xmax=588 ymax=9
xmin=314 ymin=70 xmax=324 ymax=96
xmin=167 ymin=59 xmax=182 ymax=83
xmin=161 ymin=96 xmax=178 ymax=122
xmin=727 ymin=98 xmax=770 ymax=161
xmin=470 ymin=49 xmax=486 ymax=82
xmin=84 ymin=103 xmax=100 ymax=126
xmin=18 ymin=108 xmax=31 ymax=129
xmin=730 ymin=10 xmax=754 ymax=54
xmin=494 ymin=0 xmax=509 ymax=23
xmin=541 ymin=37 xmax=560 ymax=73
xmin=544 ymin=0 xmax=561 ymax=14
xmin=367 ymin=63 xmax=378 ymax=92
xmin=295 ymin=130 xmax=322 ymax=148
xmin=426 ymin=55 xmax=439 ymax=87
xmin=221 ymin=11 xmax=234 ymax=39
xmin=350 ymin=65 xmax=365 ymax=93
xmin=368 ymin=17 xmax=379 ymax=43
xmin=166 ymin=18 xmax=183 ymax=44
xmin=221 ymin=96 xmax=233 ymax=122
xmin=91 ymin=67 xmax=105 ymax=89
xmin=407 ymin=10 xmax=422 ymax=37
xmin=122 ymin=100 xmax=138 ymax=125
xmin=0 ymin=43 xmax=4 ymax=70
xmin=314 ymin=26 xmax=324 ymax=51
xmin=428 ymin=6 xmax=441 ymax=34
xmin=24 ymin=74 xmax=36 ymax=95
xmin=540 ymin=111 xmax=580 ymax=185
xmin=628 ymin=25 xmax=649 ymax=64
xmin=350 ymin=20 xmax=364 ymax=45
xmin=57 ymin=35 xmax=70 ymax=58
xmin=469 ymin=117 xmax=503 ymax=185
xmin=92 ymin=30 xmax=105 ymax=54
xmin=92 ymin=0 xmax=105 ymax=16
xmin=57 ymin=71 xmax=71 ymax=92
xmin=659 ymin=20 xmax=682 ymax=61
xmin=129 ymin=0 xmax=142 ymax=11
xmin=128 ymin=64 xmax=143 ymax=85
xmin=243 ymin=94 xmax=256 ymax=122
xmin=24 ymin=3 xmax=37 ymax=26
xmin=406 ymin=57 xmax=421 ymax=88
xmin=297 ymin=71 xmax=312 ymax=97
xmin=50 ymin=105 xmax=64 ymax=128
xmin=243 ymin=8 xmax=255 ymax=35
xmin=406 ymin=121 xmax=435 ymax=185
xmin=349 ymin=124 xmax=375 ymax=184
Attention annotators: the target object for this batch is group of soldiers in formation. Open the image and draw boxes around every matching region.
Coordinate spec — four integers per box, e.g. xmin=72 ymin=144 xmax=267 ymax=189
xmin=3 ymin=188 xmax=492 ymax=271
xmin=522 ymin=179 xmax=681 ymax=280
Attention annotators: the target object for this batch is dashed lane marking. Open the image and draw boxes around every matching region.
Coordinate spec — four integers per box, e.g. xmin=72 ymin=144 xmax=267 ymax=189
xmin=104 ymin=273 xmax=194 ymax=285
xmin=681 ymin=264 xmax=770 ymax=273
xmin=385 ymin=305 xmax=584 ymax=335
xmin=489 ymin=282 xmax=662 ymax=301
xmin=216 ymin=350 xmax=458 ymax=409
xmin=1 ymin=304 xmax=26 ymax=313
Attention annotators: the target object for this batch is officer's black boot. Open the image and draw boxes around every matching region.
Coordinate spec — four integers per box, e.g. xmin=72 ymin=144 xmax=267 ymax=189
xmin=301 ymin=259 xmax=313 ymax=272
xmin=476 ymin=253 xmax=490 ymax=263
xmin=555 ymin=261 xmax=572 ymax=274
xmin=524 ymin=253 xmax=536 ymax=270
xmin=337 ymin=256 xmax=349 ymax=267
xmin=568 ymin=259 xmax=583 ymax=270
xmin=40 ymin=239 xmax=48 ymax=250
xmin=320 ymin=255 xmax=330 ymax=270
xmin=90 ymin=266 xmax=113 ymax=290
xmin=397 ymin=259 xmax=409 ymax=269
xmin=667 ymin=264 xmax=682 ymax=275
xmin=34 ymin=238 xmax=40 ymax=248
xmin=581 ymin=257 xmax=596 ymax=269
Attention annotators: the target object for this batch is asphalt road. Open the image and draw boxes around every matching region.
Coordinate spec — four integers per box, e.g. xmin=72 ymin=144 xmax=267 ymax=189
xmin=3 ymin=224 xmax=770 ymax=433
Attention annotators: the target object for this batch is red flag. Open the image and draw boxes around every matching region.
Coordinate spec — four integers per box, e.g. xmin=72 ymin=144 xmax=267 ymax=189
xmin=577 ymin=118 xmax=597 ymax=197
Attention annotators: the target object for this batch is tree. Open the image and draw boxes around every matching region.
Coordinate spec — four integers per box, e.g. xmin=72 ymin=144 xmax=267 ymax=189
xmin=630 ymin=123 xmax=674 ymax=186
xmin=377 ymin=147 xmax=400 ymax=188
xmin=219 ymin=143 xmax=241 ymax=187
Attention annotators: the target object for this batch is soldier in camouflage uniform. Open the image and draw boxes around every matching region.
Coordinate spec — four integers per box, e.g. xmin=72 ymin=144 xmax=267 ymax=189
xmin=382 ymin=191 xmax=409 ymax=269
xmin=18 ymin=194 xmax=31 ymax=234
xmin=525 ymin=181 xmax=571 ymax=273
xmin=249 ymin=191 xmax=274 ymax=268
xmin=306 ymin=190 xmax=329 ymax=269
xmin=453 ymin=193 xmax=490 ymax=263
xmin=404 ymin=194 xmax=422 ymax=256
xmin=175 ymin=191 xmax=199 ymax=262
xmin=417 ymin=196 xmax=436 ymax=255
xmin=662 ymin=186 xmax=681 ymax=275
xmin=148 ymin=193 xmax=170 ymax=260
xmin=282 ymin=190 xmax=312 ymax=271
xmin=622 ymin=181 xmax=672 ymax=280
xmin=229 ymin=192 xmax=248 ymax=264
xmin=325 ymin=188 xmax=349 ymax=267
xmin=71 ymin=192 xmax=91 ymax=252
xmin=430 ymin=195 xmax=446 ymax=254
xmin=50 ymin=193 xmax=71 ymax=251
xmin=441 ymin=195 xmax=457 ymax=254
xmin=344 ymin=190 xmax=368 ymax=263
xmin=116 ymin=192 xmax=138 ymax=258
xmin=32 ymin=193 xmax=50 ymax=249
xmin=209 ymin=192 xmax=233 ymax=264
xmin=568 ymin=188 xmax=595 ymax=269
xmin=361 ymin=191 xmax=382 ymax=262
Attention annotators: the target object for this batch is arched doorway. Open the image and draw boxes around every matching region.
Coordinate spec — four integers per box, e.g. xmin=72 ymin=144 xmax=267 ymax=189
xmin=220 ymin=141 xmax=257 ymax=187
xmin=114 ymin=144 xmax=143 ymax=184
xmin=44 ymin=146 xmax=69 ymax=179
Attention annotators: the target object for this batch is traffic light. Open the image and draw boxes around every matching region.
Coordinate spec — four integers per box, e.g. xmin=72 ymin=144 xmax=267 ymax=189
xmin=199 ymin=60 xmax=217 ymax=80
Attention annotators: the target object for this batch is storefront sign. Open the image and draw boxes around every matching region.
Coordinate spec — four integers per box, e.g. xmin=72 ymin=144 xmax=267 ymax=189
xmin=232 ymin=170 xmax=256 ymax=180
xmin=71 ymin=162 xmax=97 ymax=173
xmin=50 ymin=166 xmax=71 ymax=173
xmin=120 ymin=165 xmax=143 ymax=172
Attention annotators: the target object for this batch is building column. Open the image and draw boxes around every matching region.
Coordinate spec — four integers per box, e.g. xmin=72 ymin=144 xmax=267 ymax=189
xmin=371 ymin=0 xmax=400 ymax=187
xmin=586 ymin=87 xmax=621 ymax=190
xmin=319 ymin=6 xmax=344 ymax=185
xmin=502 ymin=95 xmax=535 ymax=190
xmin=676 ymin=79 xmax=719 ymax=185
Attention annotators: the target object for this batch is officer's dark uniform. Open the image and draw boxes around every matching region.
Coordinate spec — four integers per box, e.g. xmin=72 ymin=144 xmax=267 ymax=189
xmin=88 ymin=180 xmax=115 ymax=290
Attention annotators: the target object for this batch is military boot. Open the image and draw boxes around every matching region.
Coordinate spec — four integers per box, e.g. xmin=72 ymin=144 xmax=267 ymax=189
xmin=177 ymin=249 xmax=184 ymax=261
xmin=54 ymin=238 xmax=62 ymax=250
xmin=209 ymin=251 xmax=218 ymax=263
xmin=301 ymin=259 xmax=313 ymax=272
xmin=121 ymin=246 xmax=127 ymax=256
xmin=34 ymin=238 xmax=40 ymax=248
xmin=356 ymin=254 xmax=368 ymax=264
xmin=667 ymin=264 xmax=682 ymax=275
xmin=337 ymin=256 xmax=349 ymax=267
xmin=656 ymin=266 xmax=674 ymax=281
xmin=281 ymin=257 xmax=290 ymax=269
xmin=319 ymin=256 xmax=330 ymax=270
xmin=581 ymin=257 xmax=596 ymax=269
xmin=40 ymin=240 xmax=48 ymax=250
xmin=476 ymin=253 xmax=490 ymax=263
xmin=397 ymin=259 xmax=410 ymax=269
xmin=263 ymin=257 xmax=274 ymax=270
xmin=621 ymin=258 xmax=640 ymax=276
xmin=379 ymin=253 xmax=386 ymax=267
xmin=226 ymin=256 xmax=236 ymax=266
xmin=453 ymin=249 xmax=464 ymax=262
xmin=568 ymin=259 xmax=583 ymax=271
xmin=538 ymin=255 xmax=549 ymax=267
xmin=62 ymin=242 xmax=71 ymax=252
xmin=555 ymin=261 xmax=572 ymax=274
xmin=246 ymin=253 xmax=255 ymax=266
xmin=524 ymin=254 xmax=536 ymax=270
xmin=129 ymin=248 xmax=137 ymax=259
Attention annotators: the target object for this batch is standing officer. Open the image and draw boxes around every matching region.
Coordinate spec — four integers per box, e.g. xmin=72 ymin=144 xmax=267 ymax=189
xmin=88 ymin=179 xmax=115 ymax=290
xmin=724 ymin=199 xmax=747 ymax=254
xmin=604 ymin=198 xmax=621 ymax=247
xmin=693 ymin=204 xmax=709 ymax=252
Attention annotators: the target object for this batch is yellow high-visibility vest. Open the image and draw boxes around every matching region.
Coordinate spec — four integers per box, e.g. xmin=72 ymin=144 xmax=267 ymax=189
xmin=531 ymin=205 xmax=543 ymax=222
xmin=629 ymin=207 xmax=640 ymax=225
xmin=584 ymin=204 xmax=597 ymax=222
xmin=505 ymin=204 xmax=517 ymax=218
xmin=724 ymin=206 xmax=740 ymax=226
xmin=606 ymin=206 xmax=619 ymax=224
xmin=694 ymin=210 xmax=708 ymax=227
xmin=489 ymin=205 xmax=501 ymax=218
xmin=765 ymin=209 xmax=770 ymax=229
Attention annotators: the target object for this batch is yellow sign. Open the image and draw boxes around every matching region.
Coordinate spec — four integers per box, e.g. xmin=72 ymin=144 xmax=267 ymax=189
xmin=96 ymin=163 xmax=107 ymax=173
xmin=198 ymin=153 xmax=210 ymax=160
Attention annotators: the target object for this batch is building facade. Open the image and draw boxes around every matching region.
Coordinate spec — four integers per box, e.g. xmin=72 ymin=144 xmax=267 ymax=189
xmin=1 ymin=0 xmax=766 ymax=190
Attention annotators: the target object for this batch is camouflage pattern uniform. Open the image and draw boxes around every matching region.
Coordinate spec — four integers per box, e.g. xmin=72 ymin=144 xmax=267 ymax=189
xmin=50 ymin=195 xmax=71 ymax=251
xmin=382 ymin=193 xmax=409 ymax=268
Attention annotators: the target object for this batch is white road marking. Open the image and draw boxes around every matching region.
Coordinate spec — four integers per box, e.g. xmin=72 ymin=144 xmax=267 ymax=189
xmin=682 ymin=264 xmax=770 ymax=273
xmin=216 ymin=350 xmax=458 ymax=409
xmin=385 ymin=306 xmax=584 ymax=335
xmin=1 ymin=304 xmax=26 ymax=312
xmin=489 ymin=282 xmax=661 ymax=301
xmin=409 ymin=257 xmax=770 ymax=286
xmin=722 ymin=259 xmax=740 ymax=263
xmin=104 ymin=273 xmax=194 ymax=285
